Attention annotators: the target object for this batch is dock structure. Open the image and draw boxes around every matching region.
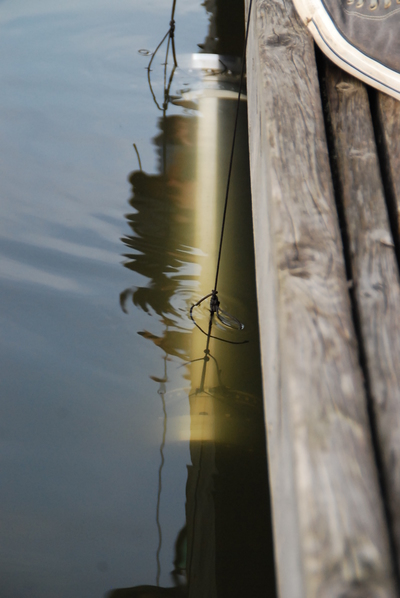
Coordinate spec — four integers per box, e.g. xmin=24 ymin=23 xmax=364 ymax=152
xmin=245 ymin=0 xmax=400 ymax=596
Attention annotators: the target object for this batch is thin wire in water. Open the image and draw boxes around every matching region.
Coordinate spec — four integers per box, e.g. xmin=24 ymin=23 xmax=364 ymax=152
xmin=190 ymin=0 xmax=254 ymax=340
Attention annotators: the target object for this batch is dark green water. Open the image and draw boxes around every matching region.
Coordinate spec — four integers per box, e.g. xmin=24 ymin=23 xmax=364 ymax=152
xmin=0 ymin=1 xmax=276 ymax=596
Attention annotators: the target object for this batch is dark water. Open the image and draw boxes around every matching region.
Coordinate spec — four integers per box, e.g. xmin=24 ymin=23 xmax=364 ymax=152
xmin=0 ymin=1 xmax=276 ymax=596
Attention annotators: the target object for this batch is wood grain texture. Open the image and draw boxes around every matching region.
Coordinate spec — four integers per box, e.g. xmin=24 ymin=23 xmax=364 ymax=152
xmin=325 ymin=59 xmax=400 ymax=577
xmin=376 ymin=93 xmax=400 ymax=233
xmin=245 ymin=1 xmax=397 ymax=596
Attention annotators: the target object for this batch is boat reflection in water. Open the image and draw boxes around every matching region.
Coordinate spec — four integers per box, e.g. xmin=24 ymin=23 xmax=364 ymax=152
xmin=110 ymin=56 xmax=276 ymax=598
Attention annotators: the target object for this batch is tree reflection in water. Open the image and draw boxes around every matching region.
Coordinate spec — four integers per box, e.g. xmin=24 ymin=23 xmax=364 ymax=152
xmin=120 ymin=115 xmax=198 ymax=363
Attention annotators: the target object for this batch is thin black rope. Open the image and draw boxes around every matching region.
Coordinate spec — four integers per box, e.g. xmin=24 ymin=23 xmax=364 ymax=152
xmin=190 ymin=0 xmax=254 ymax=342
xmin=213 ymin=0 xmax=254 ymax=295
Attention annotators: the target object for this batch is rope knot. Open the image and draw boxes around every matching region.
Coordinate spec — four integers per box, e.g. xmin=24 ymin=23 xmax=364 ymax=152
xmin=210 ymin=290 xmax=220 ymax=314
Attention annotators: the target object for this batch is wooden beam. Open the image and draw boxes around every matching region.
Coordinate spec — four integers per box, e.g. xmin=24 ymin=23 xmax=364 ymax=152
xmin=245 ymin=1 xmax=397 ymax=596
xmin=324 ymin=59 xmax=400 ymax=579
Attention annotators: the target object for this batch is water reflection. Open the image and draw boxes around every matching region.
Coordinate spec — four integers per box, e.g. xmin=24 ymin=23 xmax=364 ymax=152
xmin=113 ymin=81 xmax=275 ymax=598
xmin=111 ymin=0 xmax=276 ymax=593
xmin=120 ymin=114 xmax=197 ymax=340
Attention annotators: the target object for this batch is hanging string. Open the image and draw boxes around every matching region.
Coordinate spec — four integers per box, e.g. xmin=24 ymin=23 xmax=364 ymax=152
xmin=213 ymin=0 xmax=254 ymax=296
xmin=190 ymin=0 xmax=254 ymax=340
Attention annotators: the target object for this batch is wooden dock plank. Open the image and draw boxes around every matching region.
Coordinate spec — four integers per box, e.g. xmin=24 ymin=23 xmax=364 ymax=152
xmin=245 ymin=1 xmax=397 ymax=596
xmin=324 ymin=60 xmax=400 ymax=576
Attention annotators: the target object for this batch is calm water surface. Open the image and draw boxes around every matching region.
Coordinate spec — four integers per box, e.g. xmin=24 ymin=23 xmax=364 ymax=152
xmin=0 ymin=1 xmax=275 ymax=596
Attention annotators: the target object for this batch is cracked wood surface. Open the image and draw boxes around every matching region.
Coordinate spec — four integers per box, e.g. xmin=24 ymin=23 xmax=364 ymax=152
xmin=325 ymin=59 xmax=400 ymax=579
xmin=245 ymin=0 xmax=397 ymax=596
